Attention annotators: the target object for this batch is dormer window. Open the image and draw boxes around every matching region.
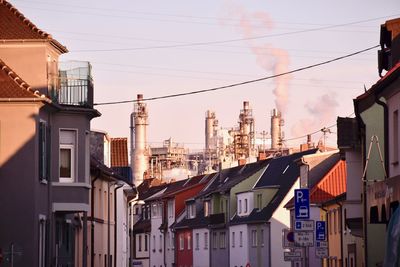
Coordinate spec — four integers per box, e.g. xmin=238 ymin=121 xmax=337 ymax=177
xmin=204 ymin=201 xmax=210 ymax=217
xmin=187 ymin=203 xmax=196 ymax=219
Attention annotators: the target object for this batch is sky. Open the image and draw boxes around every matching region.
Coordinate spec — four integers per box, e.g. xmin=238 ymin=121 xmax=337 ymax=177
xmin=9 ymin=0 xmax=400 ymax=150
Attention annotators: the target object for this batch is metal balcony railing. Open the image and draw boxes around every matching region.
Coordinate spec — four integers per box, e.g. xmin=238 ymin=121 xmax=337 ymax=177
xmin=49 ymin=61 xmax=94 ymax=108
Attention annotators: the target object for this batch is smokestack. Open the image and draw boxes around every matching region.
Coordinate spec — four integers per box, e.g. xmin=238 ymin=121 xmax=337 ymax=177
xmin=271 ymin=109 xmax=282 ymax=150
xmin=205 ymin=110 xmax=216 ymax=151
xmin=131 ymin=94 xmax=149 ymax=186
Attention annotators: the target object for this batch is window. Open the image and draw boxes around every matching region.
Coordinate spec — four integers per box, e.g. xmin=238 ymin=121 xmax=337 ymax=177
xmin=59 ymin=130 xmax=77 ymax=182
xmin=204 ymin=201 xmax=210 ymax=217
xmin=159 ymin=235 xmax=162 ymax=252
xmin=38 ymin=216 xmax=46 ymax=267
xmin=168 ymin=201 xmax=174 ymax=218
xmin=145 ymin=234 xmax=148 ymax=251
xmin=188 ymin=204 xmax=196 ymax=219
xmin=251 ymin=230 xmax=257 ymax=247
xmin=219 ymin=232 xmax=226 ymax=249
xmin=334 ymin=210 xmax=337 ymax=234
xmin=195 ymin=233 xmax=199 ymax=250
xmin=244 ymin=199 xmax=248 ymax=213
xmin=39 ymin=121 xmax=48 ymax=181
xmin=179 ymin=234 xmax=184 ymax=250
xmin=239 ymin=231 xmax=243 ymax=247
xmin=213 ymin=232 xmax=218 ymax=249
xmin=139 ymin=235 xmax=142 ymax=251
xmin=239 ymin=200 xmax=242 ymax=214
xmin=257 ymin=194 xmax=262 ymax=209
xmin=152 ymin=203 xmax=160 ymax=218
xmin=187 ymin=234 xmax=191 ymax=250
xmin=260 ymin=229 xmax=264 ymax=246
xmin=394 ymin=110 xmax=399 ymax=163
xmin=172 ymin=234 xmax=175 ymax=249
xmin=204 ymin=232 xmax=208 ymax=249
xmin=220 ymin=200 xmax=224 ymax=213
xmin=232 ymin=232 xmax=235 ymax=247
xmin=153 ymin=235 xmax=156 ymax=251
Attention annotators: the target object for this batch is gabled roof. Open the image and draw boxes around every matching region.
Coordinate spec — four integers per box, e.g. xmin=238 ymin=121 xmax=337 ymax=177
xmin=230 ymin=150 xmax=318 ymax=225
xmin=0 ymin=0 xmax=67 ymax=52
xmin=0 ymin=59 xmax=52 ymax=101
xmin=284 ymin=154 xmax=345 ymax=208
xmin=174 ymin=207 xmax=210 ymax=230
xmin=110 ymin=138 xmax=129 ymax=167
xmin=197 ymin=159 xmax=271 ymax=198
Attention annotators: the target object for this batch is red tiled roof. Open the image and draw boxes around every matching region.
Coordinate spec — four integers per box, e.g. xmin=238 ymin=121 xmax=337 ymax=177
xmin=0 ymin=59 xmax=38 ymax=98
xmin=310 ymin=160 xmax=347 ymax=204
xmin=110 ymin=138 xmax=129 ymax=167
xmin=0 ymin=0 xmax=67 ymax=52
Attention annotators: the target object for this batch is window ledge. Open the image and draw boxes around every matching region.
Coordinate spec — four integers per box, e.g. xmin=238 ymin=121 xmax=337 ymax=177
xmin=52 ymin=182 xmax=91 ymax=189
xmin=40 ymin=179 xmax=48 ymax=185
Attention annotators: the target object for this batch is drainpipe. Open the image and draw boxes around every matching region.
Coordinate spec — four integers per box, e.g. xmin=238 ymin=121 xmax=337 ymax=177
xmin=321 ymin=206 xmax=329 ymax=267
xmin=354 ymin=99 xmax=367 ymax=266
xmin=375 ymin=97 xmax=389 ymax=178
xmin=114 ymin=183 xmax=124 ymax=267
xmin=337 ymin=203 xmax=344 ymax=267
xmin=91 ymin=172 xmax=100 ymax=267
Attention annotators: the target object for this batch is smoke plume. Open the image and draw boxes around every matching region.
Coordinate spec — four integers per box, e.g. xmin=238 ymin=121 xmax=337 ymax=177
xmin=222 ymin=5 xmax=291 ymax=114
xmin=291 ymin=93 xmax=339 ymax=137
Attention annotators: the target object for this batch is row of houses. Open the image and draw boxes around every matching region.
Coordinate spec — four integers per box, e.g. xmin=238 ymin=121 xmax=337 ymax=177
xmin=129 ymin=148 xmax=356 ymax=267
xmin=0 ymin=1 xmax=137 ymax=266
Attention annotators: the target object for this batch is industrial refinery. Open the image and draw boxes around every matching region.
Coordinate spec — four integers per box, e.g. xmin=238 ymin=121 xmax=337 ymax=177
xmin=130 ymin=94 xmax=297 ymax=186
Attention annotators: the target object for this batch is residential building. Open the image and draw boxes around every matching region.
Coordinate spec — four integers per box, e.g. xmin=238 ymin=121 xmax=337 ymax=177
xmin=353 ymin=17 xmax=400 ymax=265
xmin=230 ymin=149 xmax=317 ymax=267
xmin=285 ymin=151 xmax=346 ymax=267
xmin=0 ymin=1 xmax=99 ymax=266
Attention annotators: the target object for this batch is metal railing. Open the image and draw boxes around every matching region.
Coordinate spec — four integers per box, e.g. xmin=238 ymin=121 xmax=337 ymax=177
xmin=49 ymin=61 xmax=94 ymax=108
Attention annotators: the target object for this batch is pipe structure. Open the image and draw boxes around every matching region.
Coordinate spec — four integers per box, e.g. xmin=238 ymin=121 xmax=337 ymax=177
xmin=114 ymin=183 xmax=124 ymax=267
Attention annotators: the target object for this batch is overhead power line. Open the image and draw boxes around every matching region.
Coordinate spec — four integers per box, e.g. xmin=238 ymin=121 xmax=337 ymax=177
xmin=94 ymin=45 xmax=379 ymax=106
xmin=69 ymin=15 xmax=398 ymax=53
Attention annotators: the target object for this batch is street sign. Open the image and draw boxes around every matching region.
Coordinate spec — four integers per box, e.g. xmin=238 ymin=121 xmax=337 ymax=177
xmin=282 ymin=229 xmax=295 ymax=248
xmin=284 ymin=250 xmax=302 ymax=261
xmin=315 ymin=221 xmax=326 ymax=241
xmin=295 ymin=220 xmax=314 ymax=231
xmin=315 ymin=247 xmax=328 ymax=258
xmin=294 ymin=189 xmax=310 ymax=219
xmin=294 ymin=231 xmax=314 ymax=247
xmin=316 ymin=241 xmax=328 ymax=248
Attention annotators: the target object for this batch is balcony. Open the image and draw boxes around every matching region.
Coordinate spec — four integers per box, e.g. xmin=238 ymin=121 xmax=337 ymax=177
xmin=50 ymin=61 xmax=94 ymax=108
xmin=209 ymin=213 xmax=225 ymax=225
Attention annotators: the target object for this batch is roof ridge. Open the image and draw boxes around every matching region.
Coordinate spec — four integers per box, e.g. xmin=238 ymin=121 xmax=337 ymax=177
xmin=1 ymin=0 xmax=51 ymax=39
xmin=0 ymin=58 xmax=51 ymax=100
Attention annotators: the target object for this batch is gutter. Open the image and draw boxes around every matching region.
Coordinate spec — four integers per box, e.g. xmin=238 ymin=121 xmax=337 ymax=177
xmin=375 ymin=97 xmax=389 ymax=178
xmin=114 ymin=183 xmax=124 ymax=267
xmin=90 ymin=171 xmax=100 ymax=267
xmin=353 ymin=98 xmax=368 ymax=266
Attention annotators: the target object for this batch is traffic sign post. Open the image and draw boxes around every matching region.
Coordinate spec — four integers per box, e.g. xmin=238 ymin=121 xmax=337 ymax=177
xmin=294 ymin=231 xmax=314 ymax=247
xmin=315 ymin=221 xmax=326 ymax=241
xmin=294 ymin=220 xmax=314 ymax=231
xmin=282 ymin=229 xmax=295 ymax=248
xmin=315 ymin=247 xmax=328 ymax=258
xmin=294 ymin=189 xmax=310 ymax=220
xmin=284 ymin=250 xmax=302 ymax=262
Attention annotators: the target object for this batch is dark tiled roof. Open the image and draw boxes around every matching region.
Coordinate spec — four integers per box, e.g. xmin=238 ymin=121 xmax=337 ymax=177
xmin=0 ymin=59 xmax=38 ymax=98
xmin=90 ymin=156 xmax=127 ymax=183
xmin=132 ymin=218 xmax=151 ymax=233
xmin=110 ymin=138 xmax=129 ymax=167
xmin=137 ymin=180 xmax=168 ymax=200
xmin=345 ymin=218 xmax=363 ymax=237
xmin=0 ymin=0 xmax=67 ymax=52
xmin=197 ymin=159 xmax=271 ymax=198
xmin=230 ymin=149 xmax=318 ymax=225
xmin=174 ymin=208 xmax=210 ymax=229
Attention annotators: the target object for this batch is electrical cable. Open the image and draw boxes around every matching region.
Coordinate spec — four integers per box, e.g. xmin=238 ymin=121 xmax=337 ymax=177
xmin=94 ymin=45 xmax=379 ymax=106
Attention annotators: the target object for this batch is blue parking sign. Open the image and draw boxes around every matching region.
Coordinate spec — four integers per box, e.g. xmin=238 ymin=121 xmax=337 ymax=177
xmin=294 ymin=189 xmax=310 ymax=219
xmin=316 ymin=221 xmax=326 ymax=241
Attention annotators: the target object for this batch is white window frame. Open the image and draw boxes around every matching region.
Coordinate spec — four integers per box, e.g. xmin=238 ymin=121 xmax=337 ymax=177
xmin=219 ymin=232 xmax=226 ymax=249
xmin=251 ymin=230 xmax=257 ymax=247
xmin=179 ymin=234 xmax=184 ymax=251
xmin=59 ymin=144 xmax=75 ymax=183
xmin=187 ymin=234 xmax=191 ymax=250
xmin=239 ymin=231 xmax=243 ymax=247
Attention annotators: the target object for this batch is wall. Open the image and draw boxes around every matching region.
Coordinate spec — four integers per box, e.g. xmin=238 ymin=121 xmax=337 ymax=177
xmin=229 ymin=224 xmax=248 ymax=267
xmin=345 ymin=150 xmax=363 ymax=203
xmin=210 ymin=228 xmax=229 ymax=267
xmin=0 ymin=103 xmax=44 ymax=266
xmin=0 ymin=42 xmax=60 ymax=92
xmin=150 ymin=201 xmax=164 ymax=267
xmin=193 ymin=228 xmax=210 ymax=267
xmin=248 ymin=224 xmax=270 ymax=267
xmin=386 ymin=81 xmax=400 ymax=177
xmin=116 ymin=186 xmax=130 ymax=267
